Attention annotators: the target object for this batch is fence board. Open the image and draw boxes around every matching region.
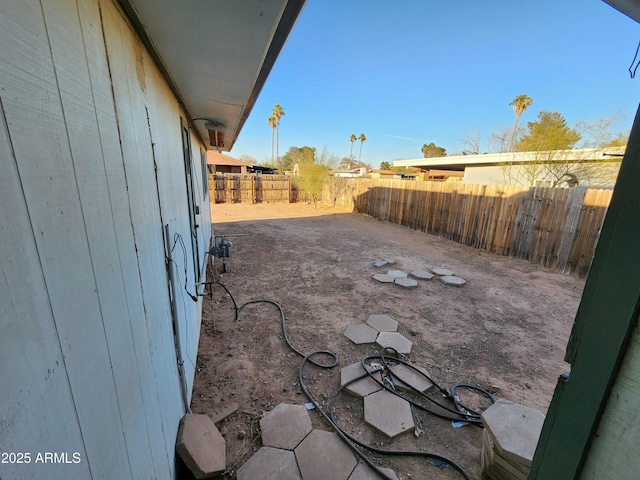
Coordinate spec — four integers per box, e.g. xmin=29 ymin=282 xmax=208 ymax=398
xmin=214 ymin=175 xmax=613 ymax=277
xmin=323 ymin=178 xmax=610 ymax=277
xmin=211 ymin=174 xmax=293 ymax=204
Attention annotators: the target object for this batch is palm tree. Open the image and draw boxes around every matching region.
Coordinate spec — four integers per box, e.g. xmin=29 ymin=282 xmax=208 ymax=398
xmin=358 ymin=133 xmax=366 ymax=163
xmin=508 ymin=95 xmax=533 ymax=151
xmin=349 ymin=134 xmax=357 ymax=166
xmin=267 ymin=116 xmax=276 ymax=163
xmin=272 ymin=104 xmax=285 ymax=163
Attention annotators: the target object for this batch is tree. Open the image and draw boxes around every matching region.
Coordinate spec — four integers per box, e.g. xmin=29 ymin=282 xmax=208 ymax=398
xmin=516 ymin=111 xmax=581 ymax=152
xmin=267 ymin=116 xmax=276 ymax=163
xmin=272 ymin=104 xmax=285 ymax=162
xmin=607 ymin=132 xmax=629 ymax=147
xmin=349 ymin=134 xmax=357 ymax=165
xmin=502 ymin=111 xmax=617 ymax=187
xmin=291 ymin=146 xmax=338 ymax=207
xmin=489 ymin=128 xmax=513 ymax=154
xmin=462 ymin=131 xmax=481 ymax=155
xmin=358 ymin=133 xmax=366 ymax=163
xmin=380 ymin=161 xmax=391 ymax=170
xmin=338 ymin=157 xmax=352 ymax=169
xmin=508 ymin=94 xmax=533 ymax=152
xmin=281 ymin=146 xmax=316 ymax=172
xmin=421 ymin=142 xmax=447 ymax=158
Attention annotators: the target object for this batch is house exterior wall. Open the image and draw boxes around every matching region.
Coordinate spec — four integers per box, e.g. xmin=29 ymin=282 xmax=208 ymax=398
xmin=0 ymin=0 xmax=211 ymax=479
xmin=463 ymin=163 xmax=621 ymax=188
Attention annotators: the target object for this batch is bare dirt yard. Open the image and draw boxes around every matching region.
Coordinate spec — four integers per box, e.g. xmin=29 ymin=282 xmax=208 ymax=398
xmin=189 ymin=202 xmax=585 ymax=480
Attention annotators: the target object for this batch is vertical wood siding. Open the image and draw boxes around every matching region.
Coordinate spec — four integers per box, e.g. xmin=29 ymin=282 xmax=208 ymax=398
xmin=0 ymin=0 xmax=211 ymax=478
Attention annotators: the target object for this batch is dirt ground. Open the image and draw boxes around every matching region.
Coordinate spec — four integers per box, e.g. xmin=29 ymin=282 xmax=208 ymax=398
xmin=189 ymin=202 xmax=585 ymax=480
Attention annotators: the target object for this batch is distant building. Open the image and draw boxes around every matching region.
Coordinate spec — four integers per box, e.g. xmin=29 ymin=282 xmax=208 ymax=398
xmin=369 ymin=169 xmax=403 ymax=180
xmin=392 ymin=147 xmax=626 ymax=188
xmin=332 ymin=167 xmax=368 ymax=177
xmin=207 ymin=151 xmax=250 ymax=174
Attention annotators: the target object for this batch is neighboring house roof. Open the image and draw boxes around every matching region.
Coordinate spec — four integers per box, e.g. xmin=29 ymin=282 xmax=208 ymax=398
xmin=332 ymin=168 xmax=363 ymax=176
xmin=120 ymin=0 xmax=306 ymax=151
xmin=392 ymin=147 xmax=627 ymax=170
xmin=207 ymin=151 xmax=250 ymax=167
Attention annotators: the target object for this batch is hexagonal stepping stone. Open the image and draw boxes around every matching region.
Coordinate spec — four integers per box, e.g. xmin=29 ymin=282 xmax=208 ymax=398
xmin=348 ymin=463 xmax=399 ymax=480
xmin=376 ymin=332 xmax=413 ymax=355
xmin=237 ymin=446 xmax=302 ymax=480
xmin=260 ymin=403 xmax=312 ymax=450
xmin=430 ymin=267 xmax=454 ymax=276
xmin=372 ymin=273 xmax=394 ymax=283
xmin=394 ymin=277 xmax=418 ymax=288
xmin=295 ymin=429 xmax=358 ymax=480
xmin=389 ymin=363 xmax=434 ymax=393
xmin=176 ymin=414 xmax=226 ymax=479
xmin=344 ymin=324 xmax=379 ymax=344
xmin=364 ymin=390 xmax=414 ymax=438
xmin=384 ymin=259 xmax=396 ymax=265
xmin=374 ymin=260 xmax=388 ymax=268
xmin=366 ymin=314 xmax=398 ymax=332
xmin=341 ymin=362 xmax=382 ymax=398
xmin=386 ymin=270 xmax=408 ymax=279
xmin=481 ymin=400 xmax=545 ymax=468
xmin=409 ymin=269 xmax=434 ymax=280
xmin=440 ymin=275 xmax=467 ymax=287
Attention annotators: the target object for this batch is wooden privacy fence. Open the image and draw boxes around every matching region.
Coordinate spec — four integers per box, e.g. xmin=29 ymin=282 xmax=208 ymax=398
xmin=209 ymin=174 xmax=299 ymax=204
xmin=323 ymin=178 xmax=613 ymax=277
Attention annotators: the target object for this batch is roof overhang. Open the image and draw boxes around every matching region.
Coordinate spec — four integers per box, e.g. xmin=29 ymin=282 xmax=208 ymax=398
xmin=602 ymin=0 xmax=640 ymax=22
xmin=392 ymin=147 xmax=627 ymax=171
xmin=119 ymin=0 xmax=305 ymax=151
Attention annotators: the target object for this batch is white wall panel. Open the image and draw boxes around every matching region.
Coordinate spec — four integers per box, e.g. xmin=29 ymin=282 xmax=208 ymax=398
xmin=100 ymin=1 xmax=187 ymax=472
xmin=0 ymin=91 xmax=92 ymax=480
xmin=0 ymin=0 xmax=130 ymax=478
xmin=76 ymin=0 xmax=172 ymax=477
xmin=1 ymin=0 xmax=211 ymax=478
xmin=42 ymin=0 xmax=161 ymax=477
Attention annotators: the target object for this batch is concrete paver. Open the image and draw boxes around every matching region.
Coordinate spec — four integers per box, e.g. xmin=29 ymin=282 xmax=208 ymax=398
xmin=481 ymin=399 xmax=545 ymax=467
xmin=389 ymin=363 xmax=434 ymax=393
xmin=366 ymin=314 xmax=398 ymax=332
xmin=394 ymin=277 xmax=418 ymax=288
xmin=373 ymin=273 xmax=395 ymax=283
xmin=176 ymin=414 xmax=225 ymax=479
xmin=364 ymin=390 xmax=414 ymax=438
xmin=348 ymin=463 xmax=399 ymax=480
xmin=431 ymin=267 xmax=454 ymax=276
xmin=295 ymin=429 xmax=358 ymax=480
xmin=409 ymin=269 xmax=434 ymax=280
xmin=236 ymin=446 xmax=302 ymax=480
xmin=341 ymin=362 xmax=382 ymax=398
xmin=210 ymin=402 xmax=238 ymax=425
xmin=374 ymin=260 xmax=389 ymax=268
xmin=440 ymin=275 xmax=467 ymax=287
xmin=386 ymin=270 xmax=408 ymax=278
xmin=344 ymin=324 xmax=379 ymax=344
xmin=376 ymin=332 xmax=413 ymax=354
xmin=260 ymin=403 xmax=312 ymax=450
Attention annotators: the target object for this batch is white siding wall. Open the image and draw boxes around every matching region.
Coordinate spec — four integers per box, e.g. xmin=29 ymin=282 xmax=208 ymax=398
xmin=463 ymin=164 xmax=621 ymax=188
xmin=0 ymin=0 xmax=211 ymax=478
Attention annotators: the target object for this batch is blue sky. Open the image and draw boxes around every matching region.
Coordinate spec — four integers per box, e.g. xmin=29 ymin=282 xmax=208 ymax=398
xmin=231 ymin=0 xmax=640 ymax=167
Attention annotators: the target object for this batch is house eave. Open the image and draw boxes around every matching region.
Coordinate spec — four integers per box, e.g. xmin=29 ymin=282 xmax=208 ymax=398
xmin=118 ymin=0 xmax=306 ymax=151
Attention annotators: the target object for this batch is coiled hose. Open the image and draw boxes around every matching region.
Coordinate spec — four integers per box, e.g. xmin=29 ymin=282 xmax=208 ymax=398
xmin=233 ymin=297 xmax=499 ymax=479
